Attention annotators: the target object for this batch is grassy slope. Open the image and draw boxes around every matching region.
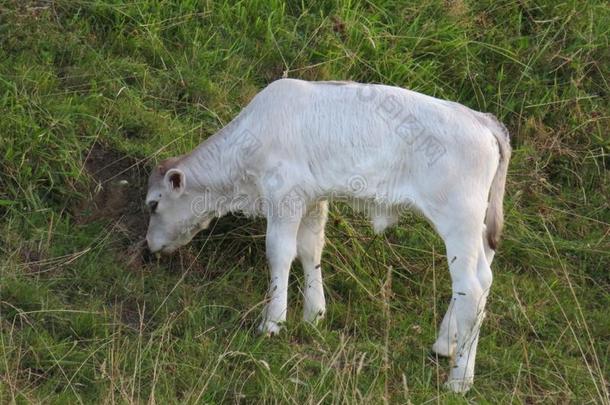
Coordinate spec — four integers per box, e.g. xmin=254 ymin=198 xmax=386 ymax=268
xmin=1 ymin=0 xmax=608 ymax=403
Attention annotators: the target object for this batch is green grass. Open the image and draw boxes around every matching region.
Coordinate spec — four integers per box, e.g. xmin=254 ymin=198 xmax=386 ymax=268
xmin=1 ymin=0 xmax=608 ymax=403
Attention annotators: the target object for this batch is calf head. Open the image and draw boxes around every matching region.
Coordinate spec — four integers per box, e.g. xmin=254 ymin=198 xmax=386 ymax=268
xmin=145 ymin=157 xmax=213 ymax=254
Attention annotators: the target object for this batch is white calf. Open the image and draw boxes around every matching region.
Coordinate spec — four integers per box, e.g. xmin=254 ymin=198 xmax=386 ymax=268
xmin=145 ymin=79 xmax=511 ymax=393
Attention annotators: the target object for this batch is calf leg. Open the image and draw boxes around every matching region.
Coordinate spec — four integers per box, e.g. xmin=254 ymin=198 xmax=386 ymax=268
xmin=258 ymin=216 xmax=301 ymax=335
xmin=433 ymin=236 xmax=494 ymax=358
xmin=442 ymin=229 xmax=490 ymax=393
xmin=297 ymin=201 xmax=328 ymax=323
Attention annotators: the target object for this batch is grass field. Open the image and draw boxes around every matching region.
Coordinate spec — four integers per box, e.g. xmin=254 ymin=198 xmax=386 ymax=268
xmin=1 ymin=0 xmax=609 ymax=403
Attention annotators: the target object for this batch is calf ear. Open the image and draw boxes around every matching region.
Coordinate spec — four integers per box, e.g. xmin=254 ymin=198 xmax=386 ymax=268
xmin=165 ymin=168 xmax=186 ymax=197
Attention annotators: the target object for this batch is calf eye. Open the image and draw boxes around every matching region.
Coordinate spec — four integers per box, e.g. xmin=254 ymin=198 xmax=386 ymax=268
xmin=148 ymin=200 xmax=159 ymax=213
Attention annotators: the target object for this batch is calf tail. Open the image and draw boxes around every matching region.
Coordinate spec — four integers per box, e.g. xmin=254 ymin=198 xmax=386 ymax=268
xmin=484 ymin=115 xmax=511 ymax=251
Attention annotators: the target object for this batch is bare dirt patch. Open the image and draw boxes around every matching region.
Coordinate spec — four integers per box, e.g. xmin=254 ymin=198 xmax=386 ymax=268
xmin=78 ymin=143 xmax=148 ymax=239
xmin=76 ymin=142 xmax=151 ymax=270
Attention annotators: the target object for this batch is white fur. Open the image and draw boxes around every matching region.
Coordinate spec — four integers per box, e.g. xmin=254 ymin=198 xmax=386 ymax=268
xmin=145 ymin=79 xmax=510 ymax=393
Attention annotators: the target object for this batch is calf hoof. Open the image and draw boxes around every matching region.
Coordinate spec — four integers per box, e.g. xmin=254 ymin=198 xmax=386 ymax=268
xmin=431 ymin=339 xmax=455 ymax=358
xmin=257 ymin=320 xmax=283 ymax=336
xmin=445 ymin=377 xmax=473 ymax=394
xmin=303 ymin=307 xmax=325 ymax=324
